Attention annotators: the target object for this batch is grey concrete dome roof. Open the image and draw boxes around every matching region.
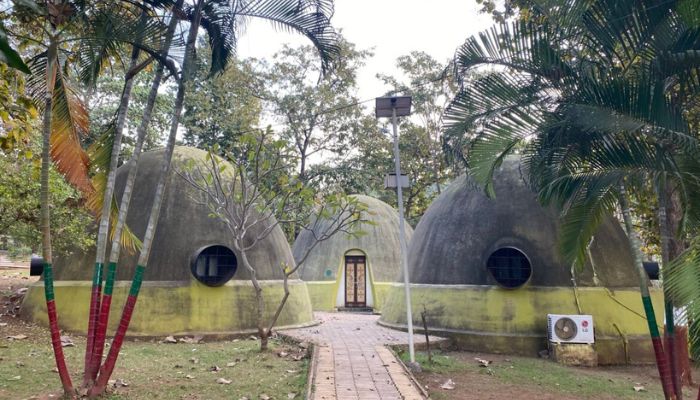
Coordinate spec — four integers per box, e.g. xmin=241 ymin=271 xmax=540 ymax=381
xmin=407 ymin=158 xmax=638 ymax=287
xmin=53 ymin=146 xmax=294 ymax=282
xmin=293 ymin=195 xmax=413 ymax=282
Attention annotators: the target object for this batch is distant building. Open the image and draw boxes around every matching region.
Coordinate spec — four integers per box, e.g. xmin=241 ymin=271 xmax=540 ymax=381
xmin=293 ymin=195 xmax=412 ymax=312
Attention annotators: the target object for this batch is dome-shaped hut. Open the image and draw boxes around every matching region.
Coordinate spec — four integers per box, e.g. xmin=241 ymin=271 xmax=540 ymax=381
xmin=292 ymin=195 xmax=412 ymax=312
xmin=22 ymin=147 xmax=313 ymax=335
xmin=379 ymin=159 xmax=663 ymax=364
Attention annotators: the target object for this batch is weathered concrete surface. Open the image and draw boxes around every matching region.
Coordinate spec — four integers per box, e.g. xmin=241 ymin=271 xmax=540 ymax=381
xmin=380 ymin=157 xmax=662 ymax=364
xmin=21 ymin=146 xmax=315 ymax=334
xmin=286 ymin=312 xmax=439 ymax=399
xmin=22 ymin=279 xmax=314 ymax=336
xmin=403 ymin=158 xmax=638 ymax=287
xmin=294 ymin=195 xmax=413 ymax=283
xmin=379 ymin=284 xmax=663 ymax=365
xmin=52 ymin=146 xmax=295 ymax=282
xmin=551 ymin=343 xmax=599 ymax=367
xmin=294 ymin=196 xmax=413 ymax=312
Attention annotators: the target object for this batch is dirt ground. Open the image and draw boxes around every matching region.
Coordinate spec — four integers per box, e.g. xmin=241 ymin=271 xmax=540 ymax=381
xmin=0 ymin=268 xmax=38 ymax=336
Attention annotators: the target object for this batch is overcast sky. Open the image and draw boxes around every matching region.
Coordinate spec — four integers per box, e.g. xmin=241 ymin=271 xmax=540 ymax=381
xmin=237 ymin=0 xmax=495 ymax=102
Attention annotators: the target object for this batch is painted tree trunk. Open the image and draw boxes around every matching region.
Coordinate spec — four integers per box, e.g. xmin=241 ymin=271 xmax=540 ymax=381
xmin=658 ymin=179 xmax=683 ymax=399
xmin=40 ymin=36 xmax=75 ymax=397
xmin=88 ymin=265 xmax=144 ymax=397
xmin=89 ymin=2 xmax=204 ymax=395
xmin=85 ymin=37 xmax=143 ymax=386
xmin=90 ymin=4 xmax=181 ymax=382
xmin=619 ymin=186 xmax=675 ymax=400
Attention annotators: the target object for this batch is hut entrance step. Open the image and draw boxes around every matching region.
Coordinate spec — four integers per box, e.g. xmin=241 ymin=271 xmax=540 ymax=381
xmin=337 ymin=306 xmax=374 ymax=313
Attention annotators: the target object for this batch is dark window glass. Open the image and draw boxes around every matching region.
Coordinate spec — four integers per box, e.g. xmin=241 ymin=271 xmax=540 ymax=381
xmin=191 ymin=245 xmax=237 ymax=286
xmin=486 ymin=247 xmax=531 ymax=288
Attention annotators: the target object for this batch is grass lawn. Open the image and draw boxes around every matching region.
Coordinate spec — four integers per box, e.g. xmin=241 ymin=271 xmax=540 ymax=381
xmin=398 ymin=349 xmax=699 ymax=400
xmin=0 ymin=333 xmax=308 ymax=399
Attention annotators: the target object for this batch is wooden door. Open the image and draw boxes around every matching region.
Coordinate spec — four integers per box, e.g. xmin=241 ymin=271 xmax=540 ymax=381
xmin=344 ymin=256 xmax=366 ymax=307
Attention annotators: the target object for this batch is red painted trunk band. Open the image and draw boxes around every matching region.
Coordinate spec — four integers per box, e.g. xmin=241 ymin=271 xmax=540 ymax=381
xmin=90 ymin=294 xmax=139 ymax=397
xmin=46 ymin=300 xmax=74 ymax=393
xmin=90 ymin=293 xmax=114 ymax=381
xmin=652 ymin=336 xmax=676 ymax=400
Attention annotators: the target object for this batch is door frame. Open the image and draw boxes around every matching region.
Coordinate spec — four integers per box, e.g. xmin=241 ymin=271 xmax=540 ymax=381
xmin=344 ymin=255 xmax=367 ymax=307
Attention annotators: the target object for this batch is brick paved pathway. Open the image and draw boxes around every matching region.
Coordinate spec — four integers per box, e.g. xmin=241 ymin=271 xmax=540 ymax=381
xmin=286 ymin=312 xmax=442 ymax=400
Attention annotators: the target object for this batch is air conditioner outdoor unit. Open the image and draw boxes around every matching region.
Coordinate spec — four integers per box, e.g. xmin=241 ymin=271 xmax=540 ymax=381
xmin=547 ymin=314 xmax=594 ymax=344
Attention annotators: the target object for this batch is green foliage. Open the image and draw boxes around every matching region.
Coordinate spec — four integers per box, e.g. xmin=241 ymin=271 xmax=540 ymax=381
xmin=182 ymin=45 xmax=261 ymax=150
xmin=666 ymin=235 xmax=700 ymax=359
xmin=0 ymin=63 xmax=38 ymax=152
xmin=0 ymin=147 xmax=95 ymax=257
xmin=0 ymin=21 xmax=30 ymax=73
xmin=444 ymin=0 xmax=700 ymax=265
xmin=88 ymin=67 xmax=175 ymax=156
xmin=253 ymin=37 xmax=371 ymax=182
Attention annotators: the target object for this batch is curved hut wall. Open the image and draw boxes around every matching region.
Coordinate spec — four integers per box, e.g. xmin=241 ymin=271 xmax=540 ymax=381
xmin=21 ymin=147 xmax=314 ymax=336
xmin=379 ymin=159 xmax=663 ymax=365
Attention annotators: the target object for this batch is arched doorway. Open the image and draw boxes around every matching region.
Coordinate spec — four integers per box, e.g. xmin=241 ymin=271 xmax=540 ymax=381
xmin=344 ymin=254 xmax=367 ymax=308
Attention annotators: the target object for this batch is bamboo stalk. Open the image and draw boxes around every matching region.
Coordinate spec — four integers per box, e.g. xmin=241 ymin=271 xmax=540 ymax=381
xmin=88 ymin=265 xmax=144 ymax=397
xmin=659 ymin=178 xmax=683 ymax=399
xmin=82 ymin=262 xmax=103 ymax=383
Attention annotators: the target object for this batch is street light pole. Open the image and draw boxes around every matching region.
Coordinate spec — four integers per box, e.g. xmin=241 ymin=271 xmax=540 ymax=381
xmin=376 ymin=96 xmax=416 ymax=367
xmin=390 ymin=105 xmax=416 ymax=366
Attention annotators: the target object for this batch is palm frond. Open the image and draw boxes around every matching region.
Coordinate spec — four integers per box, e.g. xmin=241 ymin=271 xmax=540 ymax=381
xmin=50 ymin=66 xmax=92 ymax=195
xmin=665 ymin=237 xmax=700 ymax=359
xmin=87 ymin=126 xmax=142 ymax=254
xmin=199 ymin=0 xmax=236 ymax=76
xmin=236 ymin=0 xmax=339 ymax=73
xmin=0 ymin=22 xmax=30 ymax=73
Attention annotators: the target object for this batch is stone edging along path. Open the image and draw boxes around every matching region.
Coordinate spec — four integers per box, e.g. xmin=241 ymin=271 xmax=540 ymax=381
xmin=285 ymin=312 xmax=445 ymax=400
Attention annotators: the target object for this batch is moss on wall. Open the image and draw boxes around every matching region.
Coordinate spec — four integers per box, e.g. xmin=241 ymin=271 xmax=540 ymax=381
xmin=379 ymin=284 xmax=664 ymax=364
xmin=21 ymin=279 xmax=314 ymax=336
xmin=304 ymin=281 xmax=395 ymax=312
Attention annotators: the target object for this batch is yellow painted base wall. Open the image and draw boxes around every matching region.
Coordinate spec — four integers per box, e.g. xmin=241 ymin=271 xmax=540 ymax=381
xmin=379 ymin=284 xmax=665 ymax=365
xmin=304 ymin=281 xmax=395 ymax=313
xmin=21 ymin=279 xmax=314 ymax=336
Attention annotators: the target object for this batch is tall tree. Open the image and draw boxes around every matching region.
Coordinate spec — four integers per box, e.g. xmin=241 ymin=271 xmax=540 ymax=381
xmin=254 ymin=37 xmax=371 ymax=183
xmin=89 ymin=0 xmax=340 ymax=396
xmin=377 ymin=51 xmax=456 ymax=194
xmin=443 ymin=1 xmax=700 ymax=398
xmin=182 ymin=46 xmax=261 ymax=150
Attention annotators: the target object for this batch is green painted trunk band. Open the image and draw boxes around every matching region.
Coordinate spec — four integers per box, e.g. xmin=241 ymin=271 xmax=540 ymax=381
xmin=92 ymin=262 xmax=104 ymax=287
xmin=664 ymin=301 xmax=675 ymax=335
xmin=129 ymin=265 xmax=145 ymax=297
xmin=104 ymin=262 xmax=117 ymax=295
xmin=642 ymin=295 xmax=661 ymax=338
xmin=43 ymin=263 xmax=54 ymax=301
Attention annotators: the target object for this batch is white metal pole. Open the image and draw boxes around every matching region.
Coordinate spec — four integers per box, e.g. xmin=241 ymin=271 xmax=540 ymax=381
xmin=392 ymin=106 xmax=416 ymax=364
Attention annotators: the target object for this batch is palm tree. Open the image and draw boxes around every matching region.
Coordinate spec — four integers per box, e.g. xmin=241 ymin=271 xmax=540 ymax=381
xmin=86 ymin=0 xmax=185 ymax=386
xmin=88 ymin=0 xmax=339 ymax=396
xmin=443 ymin=1 xmax=700 ymax=398
xmin=6 ymin=0 xmax=176 ymax=395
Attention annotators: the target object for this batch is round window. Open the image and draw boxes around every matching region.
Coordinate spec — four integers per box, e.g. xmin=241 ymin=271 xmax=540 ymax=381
xmin=191 ymin=245 xmax=238 ymax=286
xmin=486 ymin=247 xmax=532 ymax=288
